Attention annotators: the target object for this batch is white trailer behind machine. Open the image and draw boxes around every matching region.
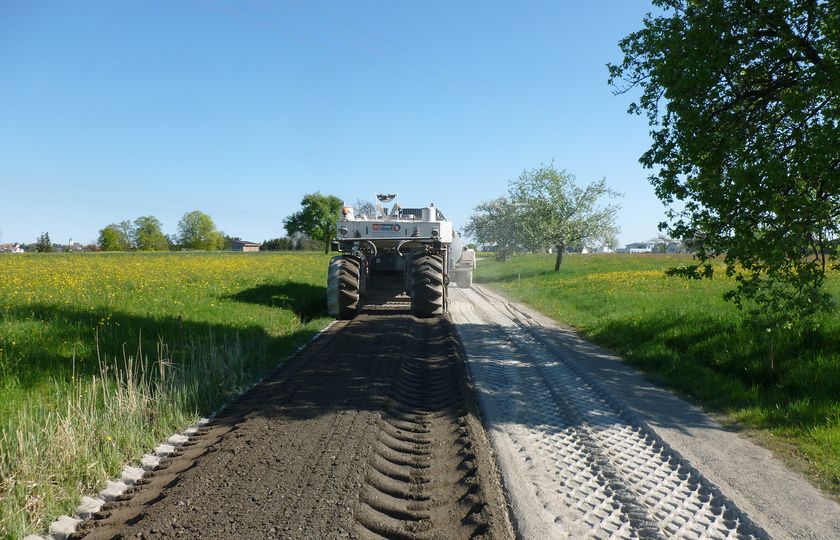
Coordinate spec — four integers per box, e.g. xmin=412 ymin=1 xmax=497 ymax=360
xmin=327 ymin=194 xmax=476 ymax=318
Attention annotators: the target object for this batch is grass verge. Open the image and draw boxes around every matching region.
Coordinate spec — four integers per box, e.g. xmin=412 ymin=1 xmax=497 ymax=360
xmin=0 ymin=252 xmax=332 ymax=538
xmin=475 ymin=253 xmax=840 ymax=499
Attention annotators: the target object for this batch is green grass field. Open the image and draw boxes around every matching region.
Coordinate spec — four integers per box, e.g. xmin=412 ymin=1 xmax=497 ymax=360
xmin=0 ymin=252 xmax=332 ymax=538
xmin=476 ymin=253 xmax=840 ymax=499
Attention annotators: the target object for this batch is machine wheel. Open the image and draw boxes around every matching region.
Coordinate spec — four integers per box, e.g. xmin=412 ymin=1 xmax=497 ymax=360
xmin=358 ymin=258 xmax=368 ymax=299
xmin=410 ymin=253 xmax=445 ymax=317
xmin=404 ymin=256 xmax=414 ymax=297
xmin=327 ymin=255 xmax=361 ymax=319
xmin=456 ymin=270 xmax=473 ymax=289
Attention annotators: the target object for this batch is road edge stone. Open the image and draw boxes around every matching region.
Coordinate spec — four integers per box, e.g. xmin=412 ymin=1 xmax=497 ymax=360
xmin=29 ymin=321 xmax=335 ymax=539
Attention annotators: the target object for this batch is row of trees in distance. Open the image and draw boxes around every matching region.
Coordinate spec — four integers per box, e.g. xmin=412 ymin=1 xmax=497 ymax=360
xmin=98 ymin=211 xmax=224 ymax=251
xmin=19 ymin=232 xmax=95 ymax=253
xmin=21 ymin=207 xmax=334 ymax=253
xmin=261 ymin=236 xmax=323 ymax=251
xmin=15 ymin=192 xmax=382 ymax=254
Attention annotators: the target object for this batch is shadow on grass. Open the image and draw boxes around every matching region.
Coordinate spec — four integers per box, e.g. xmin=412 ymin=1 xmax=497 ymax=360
xmin=227 ymin=282 xmax=327 ymax=323
xmin=0 ymin=302 xmax=324 ymax=416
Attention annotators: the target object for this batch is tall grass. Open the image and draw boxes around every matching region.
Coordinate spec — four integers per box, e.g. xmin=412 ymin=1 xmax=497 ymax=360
xmin=476 ymin=253 xmax=840 ymax=498
xmin=0 ymin=252 xmax=332 ymax=538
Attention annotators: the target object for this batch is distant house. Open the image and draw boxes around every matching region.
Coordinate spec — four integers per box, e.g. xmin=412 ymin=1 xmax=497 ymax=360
xmin=231 ymin=240 xmax=260 ymax=252
xmin=0 ymin=243 xmax=24 ymax=253
xmin=581 ymin=246 xmax=614 ymax=254
xmin=614 ymin=240 xmax=689 ymax=254
xmin=616 ymin=242 xmax=656 ymax=253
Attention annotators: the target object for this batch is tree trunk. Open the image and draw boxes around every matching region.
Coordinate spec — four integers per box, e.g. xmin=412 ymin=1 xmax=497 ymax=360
xmin=554 ymin=245 xmax=564 ymax=271
xmin=324 ymin=240 xmax=330 ymax=254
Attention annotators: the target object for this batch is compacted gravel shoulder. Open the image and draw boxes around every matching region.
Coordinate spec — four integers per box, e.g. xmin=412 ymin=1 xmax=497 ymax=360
xmin=450 ymin=285 xmax=840 ymax=540
xmin=75 ymin=310 xmax=513 ymax=540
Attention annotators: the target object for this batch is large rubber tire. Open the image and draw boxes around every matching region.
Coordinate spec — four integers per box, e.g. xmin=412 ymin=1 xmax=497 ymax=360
xmin=358 ymin=258 xmax=367 ymax=299
xmin=410 ymin=253 xmax=445 ymax=317
xmin=327 ymin=256 xmax=361 ymax=319
xmin=455 ymin=270 xmax=473 ymax=289
xmin=404 ymin=256 xmax=414 ymax=296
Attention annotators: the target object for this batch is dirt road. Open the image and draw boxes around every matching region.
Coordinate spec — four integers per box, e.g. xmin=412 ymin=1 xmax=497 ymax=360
xmin=75 ymin=307 xmax=513 ymax=539
xmin=450 ymin=285 xmax=840 ymax=540
xmin=68 ymin=281 xmax=840 ymax=539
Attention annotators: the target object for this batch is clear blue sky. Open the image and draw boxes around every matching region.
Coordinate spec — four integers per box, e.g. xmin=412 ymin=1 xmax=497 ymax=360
xmin=0 ymin=0 xmax=664 ymax=246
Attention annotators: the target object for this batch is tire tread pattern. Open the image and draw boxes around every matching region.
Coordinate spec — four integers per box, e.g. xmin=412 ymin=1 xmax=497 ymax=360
xmin=333 ymin=256 xmax=361 ymax=319
xmin=410 ymin=254 xmax=445 ymax=317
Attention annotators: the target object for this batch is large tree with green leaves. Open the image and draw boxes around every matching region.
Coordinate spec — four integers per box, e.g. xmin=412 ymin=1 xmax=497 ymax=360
xmin=468 ymin=165 xmax=620 ymax=270
xmin=177 ymin=210 xmax=224 ymax=251
xmin=463 ymin=197 xmax=523 ymax=261
xmin=609 ymin=0 xmax=839 ymax=322
xmin=116 ymin=220 xmax=133 ymax=248
xmin=98 ymin=225 xmax=128 ymax=251
xmin=284 ymin=193 xmax=343 ymax=254
xmin=514 ymin=166 xmax=620 ymax=271
xmin=133 ymin=216 xmax=169 ymax=251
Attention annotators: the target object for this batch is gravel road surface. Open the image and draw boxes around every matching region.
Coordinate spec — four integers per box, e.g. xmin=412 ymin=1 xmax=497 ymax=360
xmin=450 ymin=284 xmax=840 ymax=539
xmin=76 ymin=302 xmax=512 ymax=539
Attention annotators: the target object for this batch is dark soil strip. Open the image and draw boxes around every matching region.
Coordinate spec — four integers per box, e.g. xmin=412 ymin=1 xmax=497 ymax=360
xmin=74 ymin=313 xmax=512 ymax=540
xmin=353 ymin=317 xmax=509 ymax=539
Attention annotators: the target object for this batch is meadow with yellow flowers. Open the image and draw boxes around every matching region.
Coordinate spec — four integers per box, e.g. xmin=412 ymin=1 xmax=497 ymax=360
xmin=476 ymin=253 xmax=840 ymax=500
xmin=0 ymin=252 xmax=331 ymax=537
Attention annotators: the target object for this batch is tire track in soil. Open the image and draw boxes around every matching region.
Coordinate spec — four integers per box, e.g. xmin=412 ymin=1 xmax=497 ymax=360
xmin=74 ymin=311 xmax=512 ymax=540
xmin=353 ymin=318 xmax=499 ymax=539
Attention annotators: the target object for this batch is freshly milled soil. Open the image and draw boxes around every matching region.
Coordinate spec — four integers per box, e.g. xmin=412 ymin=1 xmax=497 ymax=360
xmin=75 ymin=307 xmax=513 ymax=539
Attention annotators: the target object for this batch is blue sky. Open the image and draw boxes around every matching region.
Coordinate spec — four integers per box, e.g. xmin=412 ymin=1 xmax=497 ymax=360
xmin=0 ymin=0 xmax=663 ymax=246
